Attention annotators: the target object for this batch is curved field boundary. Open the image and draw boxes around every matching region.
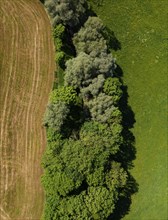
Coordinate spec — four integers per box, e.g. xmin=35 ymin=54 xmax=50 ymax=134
xmin=0 ymin=0 xmax=55 ymax=219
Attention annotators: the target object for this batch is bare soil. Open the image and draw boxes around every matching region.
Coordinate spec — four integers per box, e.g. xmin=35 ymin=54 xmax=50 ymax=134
xmin=0 ymin=0 xmax=55 ymax=219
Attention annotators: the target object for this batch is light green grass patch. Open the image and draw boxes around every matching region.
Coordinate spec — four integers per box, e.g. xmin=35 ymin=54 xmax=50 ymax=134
xmin=90 ymin=0 xmax=167 ymax=219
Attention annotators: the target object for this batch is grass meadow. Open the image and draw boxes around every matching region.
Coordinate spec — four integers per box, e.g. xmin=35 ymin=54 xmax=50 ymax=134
xmin=90 ymin=0 xmax=167 ymax=219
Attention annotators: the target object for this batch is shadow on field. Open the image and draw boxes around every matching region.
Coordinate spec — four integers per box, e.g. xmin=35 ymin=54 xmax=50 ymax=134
xmin=85 ymin=9 xmax=122 ymax=51
xmin=108 ymin=174 xmax=138 ymax=220
xmin=106 ymin=27 xmax=121 ymax=51
xmin=109 ymin=43 xmax=139 ymax=219
xmin=91 ymin=0 xmax=104 ymax=7
xmin=79 ymin=6 xmax=138 ymax=217
xmin=115 ymin=66 xmax=137 ymax=168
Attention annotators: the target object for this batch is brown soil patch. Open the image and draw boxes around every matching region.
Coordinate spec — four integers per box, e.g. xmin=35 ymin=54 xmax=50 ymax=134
xmin=0 ymin=0 xmax=55 ymax=219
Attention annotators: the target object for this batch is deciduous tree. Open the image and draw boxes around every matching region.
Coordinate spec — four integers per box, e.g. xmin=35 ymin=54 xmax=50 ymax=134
xmin=103 ymin=77 xmax=123 ymax=104
xmin=43 ymin=102 xmax=69 ymax=132
xmin=45 ymin=0 xmax=87 ymax=29
xmin=73 ymin=16 xmax=108 ymax=56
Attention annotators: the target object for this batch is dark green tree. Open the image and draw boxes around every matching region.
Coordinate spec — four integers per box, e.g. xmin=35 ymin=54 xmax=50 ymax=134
xmin=49 ymin=86 xmax=81 ymax=105
xmin=42 ymin=122 xmax=127 ymax=219
xmin=103 ymin=77 xmax=123 ymax=105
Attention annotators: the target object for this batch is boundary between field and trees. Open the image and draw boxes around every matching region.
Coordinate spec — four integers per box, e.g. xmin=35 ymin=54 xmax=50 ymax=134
xmin=41 ymin=1 xmax=138 ymax=219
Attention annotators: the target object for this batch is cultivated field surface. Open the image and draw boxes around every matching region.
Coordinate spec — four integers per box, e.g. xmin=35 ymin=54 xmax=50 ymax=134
xmin=0 ymin=0 xmax=55 ymax=219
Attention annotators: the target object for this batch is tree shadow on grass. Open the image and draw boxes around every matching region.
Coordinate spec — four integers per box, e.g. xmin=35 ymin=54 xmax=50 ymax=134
xmin=82 ymin=8 xmax=138 ymax=215
xmin=110 ymin=63 xmax=139 ymax=219
xmin=86 ymin=4 xmax=122 ymax=51
xmin=91 ymin=0 xmax=104 ymax=7
xmin=106 ymin=27 xmax=121 ymax=51
xmin=114 ymin=65 xmax=137 ymax=168
xmin=108 ymin=174 xmax=138 ymax=220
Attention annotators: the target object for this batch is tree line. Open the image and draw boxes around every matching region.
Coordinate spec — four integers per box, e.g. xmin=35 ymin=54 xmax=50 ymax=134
xmin=41 ymin=0 xmax=137 ymax=219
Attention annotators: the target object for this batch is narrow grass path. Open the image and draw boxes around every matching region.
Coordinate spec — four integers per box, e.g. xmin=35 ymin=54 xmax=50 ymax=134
xmin=0 ymin=0 xmax=55 ymax=219
xmin=90 ymin=0 xmax=167 ymax=219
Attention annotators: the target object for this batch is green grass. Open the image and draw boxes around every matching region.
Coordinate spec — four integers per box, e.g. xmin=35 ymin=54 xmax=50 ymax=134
xmin=90 ymin=0 xmax=168 ymax=219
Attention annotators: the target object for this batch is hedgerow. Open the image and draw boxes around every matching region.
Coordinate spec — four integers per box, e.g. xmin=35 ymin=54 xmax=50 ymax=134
xmin=42 ymin=0 xmax=135 ymax=219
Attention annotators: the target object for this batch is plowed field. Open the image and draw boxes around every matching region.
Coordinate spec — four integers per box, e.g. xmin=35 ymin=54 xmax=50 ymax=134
xmin=0 ymin=0 xmax=55 ymax=219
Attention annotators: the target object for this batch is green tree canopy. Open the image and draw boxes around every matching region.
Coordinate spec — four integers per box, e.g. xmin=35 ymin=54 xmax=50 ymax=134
xmin=64 ymin=52 xmax=115 ymax=89
xmin=42 ymin=123 xmax=127 ymax=219
xmin=73 ymin=16 xmax=108 ymax=56
xmin=85 ymin=93 xmax=115 ymax=123
xmin=49 ymin=86 xmax=81 ymax=106
xmin=43 ymin=102 xmax=69 ymax=133
xmin=44 ymin=0 xmax=87 ymax=28
xmin=103 ymin=77 xmax=123 ymax=105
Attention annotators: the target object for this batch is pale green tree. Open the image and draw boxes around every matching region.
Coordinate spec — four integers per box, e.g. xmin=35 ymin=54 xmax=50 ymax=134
xmin=45 ymin=0 xmax=87 ymax=28
xmin=43 ymin=102 xmax=69 ymax=132
xmin=73 ymin=16 xmax=108 ymax=56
